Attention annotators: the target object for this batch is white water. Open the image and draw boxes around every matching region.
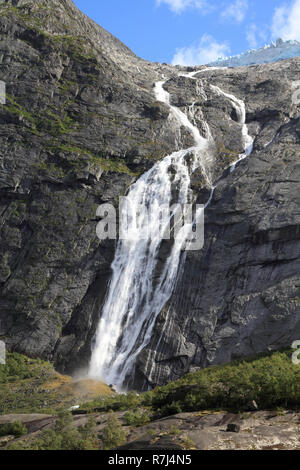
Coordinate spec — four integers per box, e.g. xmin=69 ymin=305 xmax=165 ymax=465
xmin=178 ymin=67 xmax=227 ymax=79
xmin=89 ymin=73 xmax=254 ymax=389
xmin=143 ymin=81 xmax=255 ymax=386
xmin=89 ymin=76 xmax=212 ymax=388
xmin=210 ymin=85 xmax=254 ymax=172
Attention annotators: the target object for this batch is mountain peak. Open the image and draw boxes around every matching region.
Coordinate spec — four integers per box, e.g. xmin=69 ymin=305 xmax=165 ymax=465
xmin=0 ymin=0 xmax=137 ymax=66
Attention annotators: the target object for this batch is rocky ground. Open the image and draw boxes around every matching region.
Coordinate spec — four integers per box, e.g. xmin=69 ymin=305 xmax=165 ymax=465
xmin=0 ymin=409 xmax=299 ymax=450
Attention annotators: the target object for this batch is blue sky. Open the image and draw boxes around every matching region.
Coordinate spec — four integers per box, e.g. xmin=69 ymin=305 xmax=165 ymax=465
xmin=73 ymin=0 xmax=300 ymax=65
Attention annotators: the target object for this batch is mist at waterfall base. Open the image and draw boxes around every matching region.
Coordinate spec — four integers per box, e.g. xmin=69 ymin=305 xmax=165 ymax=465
xmin=88 ymin=69 xmax=254 ymax=391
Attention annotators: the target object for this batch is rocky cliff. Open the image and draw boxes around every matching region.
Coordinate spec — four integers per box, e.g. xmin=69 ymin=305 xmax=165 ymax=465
xmin=0 ymin=0 xmax=299 ymax=388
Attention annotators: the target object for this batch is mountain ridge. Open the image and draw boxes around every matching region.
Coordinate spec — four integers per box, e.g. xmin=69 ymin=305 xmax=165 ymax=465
xmin=208 ymin=38 xmax=300 ymax=68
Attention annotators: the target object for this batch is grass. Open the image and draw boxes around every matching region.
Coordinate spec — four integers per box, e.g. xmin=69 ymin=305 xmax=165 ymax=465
xmin=44 ymin=143 xmax=136 ymax=175
xmin=0 ymin=353 xmax=112 ymax=415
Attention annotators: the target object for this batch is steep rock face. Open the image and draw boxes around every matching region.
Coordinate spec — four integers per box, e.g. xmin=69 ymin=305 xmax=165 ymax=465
xmin=0 ymin=0 xmax=180 ymax=369
xmin=136 ymin=63 xmax=300 ymax=387
xmin=0 ymin=0 xmax=299 ymax=385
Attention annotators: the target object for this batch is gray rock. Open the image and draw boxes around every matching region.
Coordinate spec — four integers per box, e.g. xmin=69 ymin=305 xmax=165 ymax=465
xmin=226 ymin=423 xmax=241 ymax=433
xmin=247 ymin=400 xmax=259 ymax=411
xmin=0 ymin=0 xmax=299 ymax=387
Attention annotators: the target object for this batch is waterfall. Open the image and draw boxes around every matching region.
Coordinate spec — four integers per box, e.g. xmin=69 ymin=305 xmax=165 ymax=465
xmin=143 ymin=76 xmax=255 ymax=386
xmin=88 ymin=71 xmax=254 ymax=389
xmin=88 ymin=76 xmax=212 ymax=388
xmin=210 ymin=85 xmax=254 ymax=171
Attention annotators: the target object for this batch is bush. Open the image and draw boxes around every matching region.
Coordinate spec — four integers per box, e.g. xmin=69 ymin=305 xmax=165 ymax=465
xmin=156 ymin=401 xmax=182 ymax=418
xmin=6 ymin=412 xmax=99 ymax=451
xmin=0 ymin=421 xmax=27 ymax=438
xmin=151 ymin=351 xmax=300 ymax=416
xmin=101 ymin=412 xmax=127 ymax=450
xmin=78 ymin=390 xmax=143 ymax=414
xmin=123 ymin=410 xmax=151 ymax=427
xmin=0 ymin=353 xmax=47 ymax=384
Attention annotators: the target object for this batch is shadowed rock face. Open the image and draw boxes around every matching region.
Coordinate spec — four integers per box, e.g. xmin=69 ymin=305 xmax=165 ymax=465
xmin=0 ymin=0 xmax=299 ymax=386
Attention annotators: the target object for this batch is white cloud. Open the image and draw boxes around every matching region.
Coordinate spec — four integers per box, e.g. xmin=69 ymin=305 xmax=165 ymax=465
xmin=246 ymin=24 xmax=258 ymax=49
xmin=171 ymin=34 xmax=230 ymax=65
xmin=156 ymin=0 xmax=208 ymax=14
xmin=271 ymin=0 xmax=300 ymax=41
xmin=220 ymin=0 xmax=248 ymax=23
xmin=246 ymin=24 xmax=268 ymax=49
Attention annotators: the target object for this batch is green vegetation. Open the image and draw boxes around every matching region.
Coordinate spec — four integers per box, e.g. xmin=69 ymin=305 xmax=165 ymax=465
xmin=167 ymin=425 xmax=181 ymax=435
xmin=0 ymin=350 xmax=299 ymax=450
xmin=4 ymin=95 xmax=38 ymax=128
xmin=6 ymin=412 xmax=99 ymax=451
xmin=4 ymin=350 xmax=295 ymax=419
xmin=78 ymin=350 xmax=300 ymax=417
xmin=0 ymin=353 xmax=111 ymax=414
xmin=36 ymin=110 xmax=76 ymax=136
xmin=0 ymin=422 xmax=27 ymax=438
xmin=0 ymin=353 xmax=64 ymax=414
xmin=0 ymin=352 xmax=52 ymax=384
xmin=123 ymin=410 xmax=151 ymax=427
xmin=0 ymin=4 xmax=139 ymax=177
xmin=151 ymin=350 xmax=300 ymax=415
xmin=102 ymin=412 xmax=127 ymax=450
xmin=4 ymin=95 xmax=77 ymax=137
xmin=43 ymin=142 xmax=136 ymax=175
xmin=76 ymin=390 xmax=143 ymax=414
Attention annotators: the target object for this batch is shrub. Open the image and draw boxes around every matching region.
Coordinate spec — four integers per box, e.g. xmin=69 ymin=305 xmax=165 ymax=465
xmin=101 ymin=412 xmax=127 ymax=450
xmin=151 ymin=351 xmax=300 ymax=415
xmin=6 ymin=412 xmax=99 ymax=451
xmin=62 ymin=350 xmax=300 ymax=421
xmin=77 ymin=390 xmax=143 ymax=414
xmin=123 ymin=410 xmax=151 ymax=427
xmin=156 ymin=401 xmax=183 ymax=418
xmin=0 ymin=421 xmax=27 ymax=438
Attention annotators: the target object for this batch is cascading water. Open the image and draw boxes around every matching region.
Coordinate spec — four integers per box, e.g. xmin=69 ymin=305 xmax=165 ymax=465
xmin=141 ymin=75 xmax=256 ymax=386
xmin=88 ymin=76 xmax=212 ymax=388
xmin=210 ymin=85 xmax=254 ymax=171
xmin=88 ymin=70 xmax=254 ymax=389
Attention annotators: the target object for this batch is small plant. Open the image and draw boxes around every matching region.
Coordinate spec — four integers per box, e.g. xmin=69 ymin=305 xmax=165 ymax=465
xmin=167 ymin=425 xmax=181 ymax=435
xmin=181 ymin=436 xmax=197 ymax=450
